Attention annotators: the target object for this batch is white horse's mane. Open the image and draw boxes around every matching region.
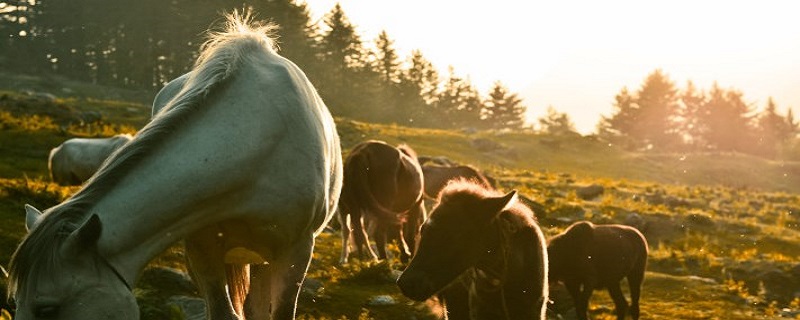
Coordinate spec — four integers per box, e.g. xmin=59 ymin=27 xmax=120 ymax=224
xmin=8 ymin=11 xmax=278 ymax=299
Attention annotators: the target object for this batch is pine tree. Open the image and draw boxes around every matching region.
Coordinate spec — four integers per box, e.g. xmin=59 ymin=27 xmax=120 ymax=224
xmin=681 ymin=81 xmax=706 ymax=149
xmin=397 ymin=50 xmax=439 ymax=126
xmin=538 ymin=106 xmax=576 ymax=136
xmin=433 ymin=67 xmax=483 ymax=128
xmin=316 ymin=3 xmax=364 ymax=116
xmin=370 ymin=30 xmax=407 ymax=123
xmin=374 ymin=30 xmax=400 ymax=84
xmin=753 ymin=98 xmax=800 ymax=158
xmin=785 ymin=108 xmax=799 ymax=138
xmin=403 ymin=50 xmax=439 ymax=104
xmin=0 ymin=0 xmax=37 ymax=71
xmin=697 ymin=84 xmax=754 ymax=152
xmin=598 ymin=70 xmax=682 ymax=150
xmin=597 ymin=87 xmax=638 ymax=148
xmin=258 ymin=0 xmax=318 ymax=72
xmin=483 ymin=81 xmax=526 ymax=130
xmin=634 ymin=69 xmax=682 ymax=149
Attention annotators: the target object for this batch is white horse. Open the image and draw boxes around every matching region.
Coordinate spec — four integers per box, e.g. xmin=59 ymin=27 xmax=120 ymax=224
xmin=9 ymin=12 xmax=342 ymax=320
xmin=48 ymin=134 xmax=133 ymax=185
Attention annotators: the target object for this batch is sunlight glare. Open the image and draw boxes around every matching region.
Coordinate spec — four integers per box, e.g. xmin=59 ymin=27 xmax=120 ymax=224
xmin=304 ymin=0 xmax=800 ymax=134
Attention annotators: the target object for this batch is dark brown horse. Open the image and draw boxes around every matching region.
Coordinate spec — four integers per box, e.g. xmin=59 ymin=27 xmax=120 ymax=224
xmin=547 ymin=221 xmax=648 ymax=320
xmin=338 ymin=140 xmax=426 ymax=264
xmin=397 ymin=180 xmax=549 ymax=319
xmin=422 ymin=164 xmax=494 ymax=198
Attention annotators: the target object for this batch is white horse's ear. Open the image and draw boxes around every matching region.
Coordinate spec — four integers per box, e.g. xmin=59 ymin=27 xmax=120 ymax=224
xmin=25 ymin=204 xmax=43 ymax=232
xmin=63 ymin=214 xmax=103 ymax=253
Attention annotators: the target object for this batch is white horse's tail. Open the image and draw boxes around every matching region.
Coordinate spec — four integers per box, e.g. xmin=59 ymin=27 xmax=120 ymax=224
xmin=226 ymin=264 xmax=250 ymax=317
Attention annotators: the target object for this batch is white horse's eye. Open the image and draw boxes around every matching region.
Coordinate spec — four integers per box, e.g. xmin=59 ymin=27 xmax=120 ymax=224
xmin=34 ymin=305 xmax=60 ymax=319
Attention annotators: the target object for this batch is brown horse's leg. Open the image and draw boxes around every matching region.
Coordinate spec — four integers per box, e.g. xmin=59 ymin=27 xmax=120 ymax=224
xmin=352 ymin=211 xmax=378 ymax=261
xmin=391 ymin=222 xmax=411 ymax=263
xmin=403 ymin=202 xmax=426 ymax=256
xmin=628 ymin=271 xmax=644 ymax=320
xmin=607 ymin=283 xmax=629 ymax=320
xmin=338 ymin=208 xmax=352 ymax=264
xmin=565 ymin=281 xmax=591 ymax=320
xmin=374 ymin=223 xmax=390 ymax=260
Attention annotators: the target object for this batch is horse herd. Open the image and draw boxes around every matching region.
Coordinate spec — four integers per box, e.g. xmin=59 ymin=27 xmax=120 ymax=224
xmin=337 ymin=140 xmax=649 ymax=320
xmin=6 ymin=13 xmax=649 ymax=320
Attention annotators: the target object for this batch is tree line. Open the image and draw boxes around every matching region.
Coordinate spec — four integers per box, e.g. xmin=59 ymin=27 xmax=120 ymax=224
xmin=596 ymin=69 xmax=799 ymax=159
xmin=0 ymin=0 xmax=526 ymax=130
xmin=2 ymin=1 xmax=796 ymax=159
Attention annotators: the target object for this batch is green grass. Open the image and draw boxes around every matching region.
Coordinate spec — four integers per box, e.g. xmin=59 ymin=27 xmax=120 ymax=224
xmin=1 ymin=89 xmax=799 ymax=318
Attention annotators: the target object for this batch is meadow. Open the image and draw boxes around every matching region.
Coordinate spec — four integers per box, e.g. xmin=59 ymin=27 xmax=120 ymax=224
xmin=1 ymin=89 xmax=799 ymax=319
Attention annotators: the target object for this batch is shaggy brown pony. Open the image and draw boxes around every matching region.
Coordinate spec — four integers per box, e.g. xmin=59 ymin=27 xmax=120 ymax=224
xmin=398 ymin=180 xmax=548 ymax=319
xmin=422 ymin=164 xmax=494 ymax=198
xmin=338 ymin=140 xmax=426 ymax=264
xmin=548 ymin=221 xmax=648 ymax=320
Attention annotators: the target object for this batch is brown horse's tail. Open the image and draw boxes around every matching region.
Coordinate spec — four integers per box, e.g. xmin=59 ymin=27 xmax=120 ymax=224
xmin=350 ymin=152 xmax=405 ymax=225
xmin=226 ymin=264 xmax=250 ymax=317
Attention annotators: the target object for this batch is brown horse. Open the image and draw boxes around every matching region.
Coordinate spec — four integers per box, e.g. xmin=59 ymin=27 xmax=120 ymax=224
xmin=338 ymin=140 xmax=426 ymax=264
xmin=547 ymin=221 xmax=648 ymax=320
xmin=398 ymin=180 xmax=549 ymax=319
xmin=422 ymin=164 xmax=494 ymax=198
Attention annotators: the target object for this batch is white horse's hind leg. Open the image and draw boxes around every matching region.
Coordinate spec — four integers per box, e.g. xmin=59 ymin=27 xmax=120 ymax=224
xmin=185 ymin=234 xmax=242 ymax=320
xmin=243 ymin=264 xmax=271 ymax=319
xmin=254 ymin=237 xmax=315 ymax=320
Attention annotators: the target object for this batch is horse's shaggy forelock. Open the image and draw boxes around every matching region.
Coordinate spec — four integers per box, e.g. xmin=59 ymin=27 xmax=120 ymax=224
xmin=436 ymin=179 xmax=536 ymax=229
xmin=438 ymin=179 xmax=504 ymax=204
xmin=7 ymin=11 xmax=278 ymax=300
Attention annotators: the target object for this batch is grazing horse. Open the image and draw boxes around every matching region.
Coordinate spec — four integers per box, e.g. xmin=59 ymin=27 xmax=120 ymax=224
xmin=547 ymin=221 xmax=648 ymax=320
xmin=48 ymin=134 xmax=132 ymax=185
xmin=397 ymin=180 xmax=549 ymax=320
xmin=338 ymin=140 xmax=425 ymax=264
xmin=9 ymin=13 xmax=342 ymax=320
xmin=422 ymin=164 xmax=493 ymax=198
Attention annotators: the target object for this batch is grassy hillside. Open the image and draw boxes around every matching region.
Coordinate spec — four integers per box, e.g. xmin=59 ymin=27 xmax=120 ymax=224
xmin=1 ymin=88 xmax=799 ymax=319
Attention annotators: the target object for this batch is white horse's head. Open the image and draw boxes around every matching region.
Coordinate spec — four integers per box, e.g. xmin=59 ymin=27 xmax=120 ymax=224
xmin=10 ymin=205 xmax=138 ymax=320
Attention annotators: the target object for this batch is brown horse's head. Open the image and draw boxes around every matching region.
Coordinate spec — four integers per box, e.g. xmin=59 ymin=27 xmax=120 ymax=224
xmin=546 ymin=221 xmax=594 ymax=282
xmin=397 ymin=181 xmax=517 ymax=301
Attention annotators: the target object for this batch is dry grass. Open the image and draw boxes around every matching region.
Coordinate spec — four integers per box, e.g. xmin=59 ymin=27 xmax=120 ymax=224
xmin=1 ymin=91 xmax=799 ymax=319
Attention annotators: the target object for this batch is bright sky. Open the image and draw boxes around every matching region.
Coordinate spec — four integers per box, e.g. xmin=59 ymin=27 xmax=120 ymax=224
xmin=303 ymin=0 xmax=800 ymax=134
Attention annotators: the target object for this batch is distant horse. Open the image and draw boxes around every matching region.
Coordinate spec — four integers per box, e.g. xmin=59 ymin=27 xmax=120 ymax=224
xmin=547 ymin=221 xmax=648 ymax=320
xmin=9 ymin=12 xmax=342 ymax=320
xmin=417 ymin=155 xmax=457 ymax=167
xmin=398 ymin=180 xmax=548 ymax=320
xmin=422 ymin=164 xmax=493 ymax=198
xmin=338 ymin=140 xmax=426 ymax=264
xmin=48 ymin=134 xmax=132 ymax=185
